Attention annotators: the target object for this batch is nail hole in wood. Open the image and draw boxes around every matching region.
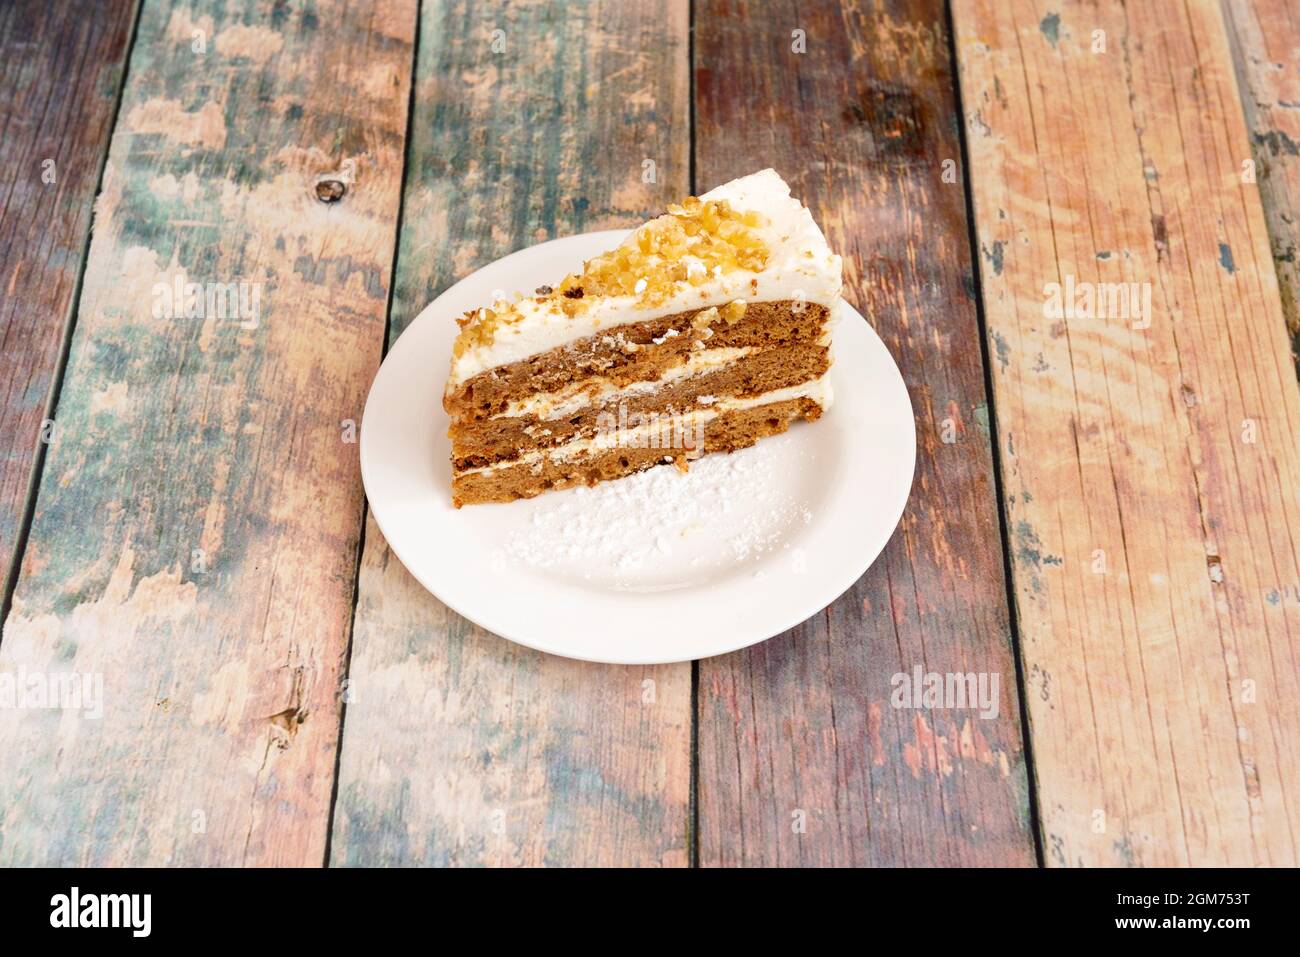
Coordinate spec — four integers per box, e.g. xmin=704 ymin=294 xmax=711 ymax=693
xmin=315 ymin=179 xmax=346 ymax=203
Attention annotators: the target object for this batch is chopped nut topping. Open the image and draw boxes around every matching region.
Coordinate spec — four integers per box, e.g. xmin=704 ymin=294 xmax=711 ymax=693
xmin=450 ymin=194 xmax=770 ymax=359
xmin=690 ymin=306 xmax=719 ymax=331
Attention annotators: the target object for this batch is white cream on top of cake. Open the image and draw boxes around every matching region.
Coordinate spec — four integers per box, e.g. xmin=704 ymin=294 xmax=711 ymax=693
xmin=498 ymin=346 xmax=758 ymax=420
xmin=448 ymin=169 xmax=842 ymax=387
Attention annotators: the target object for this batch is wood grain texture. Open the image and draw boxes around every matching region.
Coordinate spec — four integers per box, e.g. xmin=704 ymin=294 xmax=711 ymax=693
xmin=0 ymin=0 xmax=415 ymax=865
xmin=694 ymin=0 xmax=1036 ymax=866
xmin=1224 ymin=0 xmax=1300 ymax=374
xmin=953 ymin=0 xmax=1300 ymax=865
xmin=0 ymin=0 xmax=138 ymax=604
xmin=330 ymin=0 xmax=692 ymax=867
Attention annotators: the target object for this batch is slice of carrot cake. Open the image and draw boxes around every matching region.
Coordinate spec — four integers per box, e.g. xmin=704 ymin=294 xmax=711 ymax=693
xmin=444 ymin=169 xmax=843 ymax=506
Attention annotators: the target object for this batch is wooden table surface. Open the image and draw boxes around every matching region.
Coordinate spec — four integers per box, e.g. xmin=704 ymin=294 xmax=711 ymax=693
xmin=1 ymin=0 xmax=1297 ymax=867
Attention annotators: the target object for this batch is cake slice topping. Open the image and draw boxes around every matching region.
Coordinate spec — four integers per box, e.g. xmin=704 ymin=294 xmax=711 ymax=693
xmin=447 ymin=168 xmax=842 ymax=385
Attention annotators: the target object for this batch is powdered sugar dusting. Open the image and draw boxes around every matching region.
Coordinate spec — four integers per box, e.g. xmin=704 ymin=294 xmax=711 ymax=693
xmin=497 ymin=435 xmax=819 ymax=591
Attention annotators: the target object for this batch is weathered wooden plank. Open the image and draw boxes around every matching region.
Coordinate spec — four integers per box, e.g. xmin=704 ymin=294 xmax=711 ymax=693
xmin=953 ymin=0 xmax=1300 ymax=865
xmin=330 ymin=0 xmax=692 ymax=867
xmin=0 ymin=0 xmax=137 ymax=605
xmin=1224 ymin=0 xmax=1300 ymax=375
xmin=694 ymin=0 xmax=1036 ymax=866
xmin=0 ymin=0 xmax=415 ymax=865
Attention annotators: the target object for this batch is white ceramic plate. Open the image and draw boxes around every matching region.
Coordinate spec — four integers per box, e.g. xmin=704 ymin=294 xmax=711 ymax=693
xmin=360 ymin=230 xmax=915 ymax=664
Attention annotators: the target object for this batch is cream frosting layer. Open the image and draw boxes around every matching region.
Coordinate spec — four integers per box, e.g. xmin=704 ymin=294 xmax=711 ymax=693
xmin=456 ymin=375 xmax=832 ymax=477
xmin=499 ymin=347 xmax=758 ymax=420
xmin=448 ymin=169 xmax=843 ymax=386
